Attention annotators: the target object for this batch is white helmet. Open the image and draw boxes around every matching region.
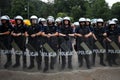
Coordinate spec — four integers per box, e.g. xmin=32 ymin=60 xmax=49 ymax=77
xmin=109 ymin=21 xmax=116 ymax=25
xmin=30 ymin=15 xmax=38 ymax=19
xmin=47 ymin=17 xmax=55 ymax=22
xmin=86 ymin=18 xmax=91 ymax=22
xmin=1 ymin=16 xmax=9 ymax=20
xmin=41 ymin=18 xmax=46 ymax=22
xmin=58 ymin=17 xmax=63 ymax=21
xmin=48 ymin=16 xmax=54 ymax=19
xmin=91 ymin=19 xmax=97 ymax=24
xmin=63 ymin=17 xmax=70 ymax=21
xmin=55 ymin=18 xmax=62 ymax=22
xmin=74 ymin=22 xmax=79 ymax=26
xmin=97 ymin=18 xmax=104 ymax=23
xmin=112 ymin=18 xmax=118 ymax=22
xmin=79 ymin=17 xmax=86 ymax=22
xmin=5 ymin=15 xmax=10 ymax=20
xmin=15 ymin=15 xmax=23 ymax=20
xmin=38 ymin=18 xmax=42 ymax=22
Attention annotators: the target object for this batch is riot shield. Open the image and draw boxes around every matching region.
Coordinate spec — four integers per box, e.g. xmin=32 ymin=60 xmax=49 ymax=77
xmin=80 ymin=42 xmax=91 ymax=51
xmin=59 ymin=36 xmax=71 ymax=52
xmin=95 ymin=41 xmax=104 ymax=49
xmin=26 ymin=43 xmax=36 ymax=52
xmin=110 ymin=41 xmax=119 ymax=50
xmin=43 ymin=43 xmax=55 ymax=53
xmin=80 ymin=42 xmax=92 ymax=54
xmin=11 ymin=40 xmax=21 ymax=51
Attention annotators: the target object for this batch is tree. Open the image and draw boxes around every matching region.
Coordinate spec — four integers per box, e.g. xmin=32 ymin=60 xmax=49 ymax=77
xmin=54 ymin=0 xmax=87 ymax=21
xmin=111 ymin=2 xmax=120 ymax=20
xmin=57 ymin=12 xmax=67 ymax=18
xmin=10 ymin=0 xmax=47 ymax=18
xmin=10 ymin=0 xmax=28 ymax=18
xmin=70 ymin=5 xmax=82 ymax=21
xmin=0 ymin=0 xmax=11 ymax=16
xmin=0 ymin=0 xmax=116 ymax=21
xmin=86 ymin=0 xmax=110 ymax=20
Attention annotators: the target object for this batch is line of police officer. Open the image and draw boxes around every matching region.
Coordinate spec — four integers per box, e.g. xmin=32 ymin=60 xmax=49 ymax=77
xmin=0 ymin=15 xmax=120 ymax=72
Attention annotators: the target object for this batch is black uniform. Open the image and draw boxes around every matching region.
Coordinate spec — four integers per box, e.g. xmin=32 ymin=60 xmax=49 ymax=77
xmin=27 ymin=24 xmax=43 ymax=69
xmin=0 ymin=23 xmax=12 ymax=68
xmin=106 ymin=26 xmax=120 ymax=66
xmin=93 ymin=26 xmax=106 ymax=66
xmin=43 ymin=25 xmax=58 ymax=72
xmin=75 ymin=26 xmax=91 ymax=69
xmin=59 ymin=25 xmax=73 ymax=69
xmin=12 ymin=24 xmax=27 ymax=68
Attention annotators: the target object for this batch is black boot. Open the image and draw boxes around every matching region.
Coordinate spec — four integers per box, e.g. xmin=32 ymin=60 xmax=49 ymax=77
xmin=50 ymin=57 xmax=55 ymax=70
xmin=78 ymin=54 xmax=83 ymax=67
xmin=99 ymin=53 xmax=106 ymax=66
xmin=23 ymin=54 xmax=27 ymax=69
xmin=4 ymin=54 xmax=12 ymax=69
xmin=107 ymin=53 xmax=112 ymax=66
xmin=108 ymin=61 xmax=112 ymax=66
xmin=36 ymin=53 xmax=42 ymax=70
xmin=43 ymin=67 xmax=48 ymax=72
xmin=28 ymin=56 xmax=34 ymax=69
xmin=112 ymin=54 xmax=118 ymax=65
xmin=68 ymin=55 xmax=72 ymax=69
xmin=92 ymin=53 xmax=96 ymax=66
xmin=43 ymin=56 xmax=49 ymax=72
xmin=68 ymin=64 xmax=72 ymax=69
xmin=85 ymin=55 xmax=91 ymax=69
xmin=13 ymin=55 xmax=20 ymax=68
xmin=61 ymin=56 xmax=66 ymax=70
xmin=112 ymin=60 xmax=118 ymax=65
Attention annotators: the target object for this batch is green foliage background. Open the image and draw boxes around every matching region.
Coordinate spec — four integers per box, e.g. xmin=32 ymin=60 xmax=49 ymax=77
xmin=0 ymin=0 xmax=120 ymax=21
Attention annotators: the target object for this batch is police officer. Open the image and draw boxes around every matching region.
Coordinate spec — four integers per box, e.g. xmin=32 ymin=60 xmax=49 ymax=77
xmin=86 ymin=18 xmax=94 ymax=50
xmin=75 ymin=17 xmax=92 ymax=69
xmin=38 ymin=18 xmax=47 ymax=70
xmin=106 ymin=21 xmax=120 ymax=66
xmin=59 ymin=17 xmax=74 ymax=70
xmin=55 ymin=17 xmax=63 ymax=27
xmin=42 ymin=16 xmax=59 ymax=72
xmin=26 ymin=15 xmax=43 ymax=69
xmin=55 ymin=17 xmax=63 ymax=64
xmin=85 ymin=18 xmax=96 ymax=66
xmin=11 ymin=15 xmax=27 ymax=68
xmin=93 ymin=18 xmax=106 ymax=66
xmin=39 ymin=18 xmax=47 ymax=26
xmin=0 ymin=15 xmax=12 ymax=68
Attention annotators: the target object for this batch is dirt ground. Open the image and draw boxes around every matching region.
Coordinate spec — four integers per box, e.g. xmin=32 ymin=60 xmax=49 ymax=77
xmin=0 ymin=67 xmax=120 ymax=80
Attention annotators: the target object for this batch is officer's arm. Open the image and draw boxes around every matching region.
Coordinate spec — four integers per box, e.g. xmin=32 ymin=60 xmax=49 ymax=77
xmin=35 ymin=31 xmax=42 ymax=36
xmin=118 ymin=36 xmax=120 ymax=43
xmin=103 ymin=32 xmax=107 ymax=37
xmin=24 ymin=32 xmax=29 ymax=37
xmin=0 ymin=31 xmax=10 ymax=35
xmin=84 ymin=32 xmax=92 ymax=38
xmin=68 ymin=34 xmax=74 ymax=37
xmin=50 ymin=32 xmax=58 ymax=37
xmin=41 ymin=32 xmax=48 ymax=37
xmin=92 ymin=33 xmax=97 ymax=40
xmin=74 ymin=33 xmax=83 ymax=37
xmin=11 ymin=31 xmax=16 ymax=36
xmin=59 ymin=33 xmax=66 ymax=36
xmin=106 ymin=37 xmax=112 ymax=42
